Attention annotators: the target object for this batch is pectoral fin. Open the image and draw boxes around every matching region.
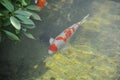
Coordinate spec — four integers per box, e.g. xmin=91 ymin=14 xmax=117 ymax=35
xmin=34 ymin=0 xmax=38 ymax=4
xmin=45 ymin=2 xmax=48 ymax=6
xmin=49 ymin=37 xmax=55 ymax=45
xmin=61 ymin=44 xmax=69 ymax=51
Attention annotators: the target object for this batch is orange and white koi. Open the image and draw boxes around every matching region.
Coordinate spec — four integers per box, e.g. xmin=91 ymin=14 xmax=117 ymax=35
xmin=35 ymin=0 xmax=48 ymax=9
xmin=48 ymin=14 xmax=89 ymax=54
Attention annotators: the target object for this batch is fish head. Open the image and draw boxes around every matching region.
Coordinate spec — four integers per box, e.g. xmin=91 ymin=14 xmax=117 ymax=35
xmin=48 ymin=43 xmax=58 ymax=54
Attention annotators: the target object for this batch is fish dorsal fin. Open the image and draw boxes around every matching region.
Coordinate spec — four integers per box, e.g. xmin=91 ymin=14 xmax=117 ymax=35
xmin=49 ymin=37 xmax=55 ymax=45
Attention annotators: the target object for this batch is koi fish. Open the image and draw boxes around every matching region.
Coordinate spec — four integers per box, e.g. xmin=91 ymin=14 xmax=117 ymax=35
xmin=35 ymin=0 xmax=48 ymax=9
xmin=48 ymin=14 xmax=89 ymax=54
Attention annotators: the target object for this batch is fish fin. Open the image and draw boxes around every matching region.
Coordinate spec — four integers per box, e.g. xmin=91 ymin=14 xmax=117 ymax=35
xmin=35 ymin=0 xmax=38 ymax=4
xmin=49 ymin=37 xmax=54 ymax=45
xmin=77 ymin=14 xmax=89 ymax=25
xmin=81 ymin=14 xmax=89 ymax=24
xmin=44 ymin=2 xmax=48 ymax=6
xmin=61 ymin=44 xmax=69 ymax=51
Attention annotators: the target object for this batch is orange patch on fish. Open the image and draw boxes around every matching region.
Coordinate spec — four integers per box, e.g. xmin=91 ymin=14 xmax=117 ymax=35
xmin=72 ymin=27 xmax=75 ymax=32
xmin=49 ymin=43 xmax=58 ymax=52
xmin=56 ymin=36 xmax=67 ymax=42
xmin=37 ymin=0 xmax=46 ymax=9
xmin=64 ymin=29 xmax=72 ymax=39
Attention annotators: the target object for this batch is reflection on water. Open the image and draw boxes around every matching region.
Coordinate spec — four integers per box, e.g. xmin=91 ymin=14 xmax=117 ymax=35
xmin=0 ymin=0 xmax=120 ymax=80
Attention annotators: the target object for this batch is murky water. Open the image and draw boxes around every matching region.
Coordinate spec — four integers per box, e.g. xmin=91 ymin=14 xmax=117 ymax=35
xmin=0 ymin=0 xmax=120 ymax=80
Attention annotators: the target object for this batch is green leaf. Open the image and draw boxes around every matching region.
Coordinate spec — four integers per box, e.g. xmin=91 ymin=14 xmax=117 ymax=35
xmin=0 ymin=19 xmax=2 ymax=26
xmin=0 ymin=13 xmax=3 ymax=16
xmin=0 ymin=33 xmax=1 ymax=43
xmin=22 ymin=28 xmax=27 ymax=32
xmin=10 ymin=16 xmax=21 ymax=30
xmin=0 ymin=37 xmax=1 ymax=43
xmin=26 ymin=5 xmax=40 ymax=11
xmin=22 ymin=24 xmax=35 ymax=29
xmin=3 ymin=30 xmax=20 ymax=41
xmin=23 ymin=32 xmax=35 ymax=39
xmin=14 ymin=10 xmax=32 ymax=18
xmin=3 ymin=18 xmax=11 ymax=26
xmin=0 ymin=10 xmax=9 ymax=16
xmin=23 ymin=0 xmax=31 ymax=5
xmin=29 ymin=11 xmax=41 ymax=20
xmin=1 ymin=0 xmax=14 ymax=12
xmin=15 ymin=15 xmax=35 ymax=25
xmin=15 ymin=29 xmax=20 ymax=34
xmin=21 ymin=0 xmax=27 ymax=6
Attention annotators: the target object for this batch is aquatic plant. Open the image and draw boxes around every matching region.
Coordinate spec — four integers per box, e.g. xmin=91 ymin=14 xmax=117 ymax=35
xmin=35 ymin=45 xmax=117 ymax=80
xmin=0 ymin=0 xmax=41 ymax=42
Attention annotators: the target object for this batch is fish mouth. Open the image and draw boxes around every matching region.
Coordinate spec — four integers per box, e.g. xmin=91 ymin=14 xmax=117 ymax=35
xmin=48 ymin=50 xmax=53 ymax=54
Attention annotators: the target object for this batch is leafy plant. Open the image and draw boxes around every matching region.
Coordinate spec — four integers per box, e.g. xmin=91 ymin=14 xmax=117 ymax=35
xmin=0 ymin=0 xmax=41 ymax=42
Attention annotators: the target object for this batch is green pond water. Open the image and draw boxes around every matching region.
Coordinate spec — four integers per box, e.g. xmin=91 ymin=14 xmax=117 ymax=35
xmin=0 ymin=0 xmax=120 ymax=80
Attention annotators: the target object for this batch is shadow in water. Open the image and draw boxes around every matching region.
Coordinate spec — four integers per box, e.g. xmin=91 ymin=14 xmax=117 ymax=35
xmin=0 ymin=38 xmax=48 ymax=80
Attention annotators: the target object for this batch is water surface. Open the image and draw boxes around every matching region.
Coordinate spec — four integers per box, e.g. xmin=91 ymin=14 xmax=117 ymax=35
xmin=0 ymin=0 xmax=120 ymax=80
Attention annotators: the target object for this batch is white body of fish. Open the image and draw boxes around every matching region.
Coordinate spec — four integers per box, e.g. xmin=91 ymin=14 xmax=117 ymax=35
xmin=48 ymin=14 xmax=89 ymax=54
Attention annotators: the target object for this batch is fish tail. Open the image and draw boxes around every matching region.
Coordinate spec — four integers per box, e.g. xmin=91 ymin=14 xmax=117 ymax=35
xmin=77 ymin=14 xmax=89 ymax=25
